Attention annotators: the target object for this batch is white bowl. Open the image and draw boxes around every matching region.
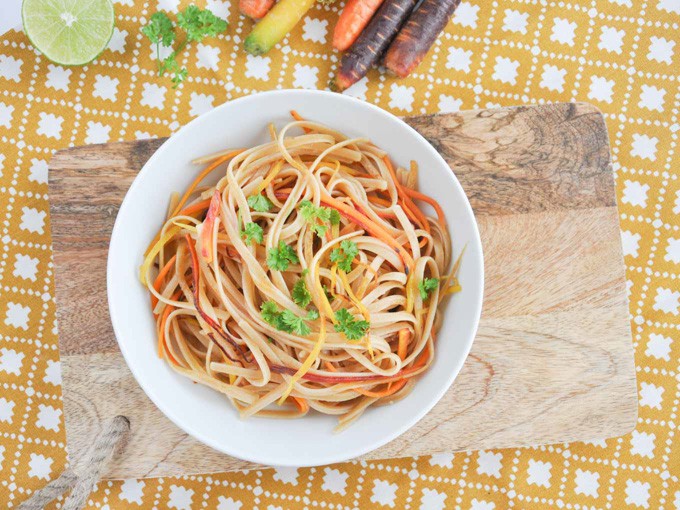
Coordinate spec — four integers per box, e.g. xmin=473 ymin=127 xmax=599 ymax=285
xmin=108 ymin=89 xmax=484 ymax=467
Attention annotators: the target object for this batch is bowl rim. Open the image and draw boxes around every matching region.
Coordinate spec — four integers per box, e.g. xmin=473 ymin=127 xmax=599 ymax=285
xmin=107 ymin=89 xmax=484 ymax=467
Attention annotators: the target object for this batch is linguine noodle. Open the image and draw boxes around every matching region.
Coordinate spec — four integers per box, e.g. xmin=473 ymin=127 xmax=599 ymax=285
xmin=141 ymin=115 xmax=458 ymax=431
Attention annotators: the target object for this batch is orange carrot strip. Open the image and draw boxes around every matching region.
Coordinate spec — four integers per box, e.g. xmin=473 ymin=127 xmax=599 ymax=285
xmin=152 ymin=254 xmax=177 ymax=310
xmin=397 ymin=328 xmax=410 ymax=361
xmin=158 ymin=290 xmax=182 ymax=364
xmin=401 ymin=187 xmax=447 ymax=228
xmin=291 ymin=396 xmax=309 ymax=414
xmin=178 ymin=198 xmax=211 ymax=216
xmin=290 ymin=110 xmax=312 ymax=133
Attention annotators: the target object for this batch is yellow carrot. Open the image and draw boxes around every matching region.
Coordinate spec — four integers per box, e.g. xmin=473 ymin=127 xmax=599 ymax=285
xmin=244 ymin=0 xmax=316 ymax=55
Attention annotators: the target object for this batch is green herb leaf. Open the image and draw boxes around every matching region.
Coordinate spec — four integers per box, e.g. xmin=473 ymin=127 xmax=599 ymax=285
xmin=163 ymin=57 xmax=187 ymax=87
xmin=267 ymin=241 xmax=299 ymax=271
xmin=247 ymin=194 xmax=273 ymax=212
xmin=298 ymin=200 xmax=336 ymax=237
xmin=334 ymin=308 xmax=370 ymax=341
xmin=418 ymin=278 xmax=440 ymax=300
xmin=142 ymin=12 xmax=176 ymax=46
xmin=330 ymin=240 xmax=358 ymax=272
xmin=260 ymin=301 xmax=314 ymax=336
xmin=241 ymin=222 xmax=263 ymax=244
xmin=292 ymin=278 xmax=312 ymax=307
xmin=177 ymin=5 xmax=228 ymax=42
xmin=330 ymin=209 xmax=341 ymax=226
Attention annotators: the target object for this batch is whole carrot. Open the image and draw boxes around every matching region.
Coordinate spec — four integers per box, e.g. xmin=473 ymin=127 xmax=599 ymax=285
xmin=244 ymin=0 xmax=316 ymax=55
xmin=384 ymin=0 xmax=461 ymax=78
xmin=240 ymin=0 xmax=276 ymax=19
xmin=333 ymin=0 xmax=385 ymax=51
xmin=332 ymin=0 xmax=417 ymax=91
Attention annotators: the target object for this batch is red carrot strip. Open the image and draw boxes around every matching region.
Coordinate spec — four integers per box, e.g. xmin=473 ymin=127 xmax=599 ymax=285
xmin=384 ymin=0 xmax=462 ymax=78
xmin=332 ymin=0 xmax=385 ymax=51
xmin=332 ymin=0 xmax=417 ymax=91
xmin=200 ymin=189 xmax=222 ymax=263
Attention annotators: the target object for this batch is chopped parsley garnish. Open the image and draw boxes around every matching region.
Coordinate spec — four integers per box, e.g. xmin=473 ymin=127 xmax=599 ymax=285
xmin=260 ymin=301 xmax=317 ymax=336
xmin=267 ymin=241 xmax=299 ymax=271
xmin=330 ymin=240 xmax=358 ymax=272
xmin=418 ymin=278 xmax=440 ymax=300
xmin=334 ymin=308 xmax=370 ymax=341
xmin=241 ymin=222 xmax=263 ymax=244
xmin=292 ymin=278 xmax=312 ymax=307
xmin=247 ymin=194 xmax=273 ymax=212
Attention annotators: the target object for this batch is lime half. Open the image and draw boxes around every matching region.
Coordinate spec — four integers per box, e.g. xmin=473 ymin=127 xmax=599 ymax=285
xmin=22 ymin=0 xmax=115 ymax=66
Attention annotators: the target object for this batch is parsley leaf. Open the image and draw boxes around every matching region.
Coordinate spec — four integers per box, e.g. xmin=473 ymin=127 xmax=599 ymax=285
xmin=418 ymin=278 xmax=440 ymax=300
xmin=334 ymin=308 xmax=370 ymax=341
xmin=247 ymin=194 xmax=273 ymax=212
xmin=260 ymin=301 xmax=315 ymax=336
xmin=267 ymin=241 xmax=299 ymax=271
xmin=241 ymin=222 xmax=263 ymax=244
xmin=177 ymin=5 xmax=228 ymax=42
xmin=292 ymin=278 xmax=312 ymax=307
xmin=298 ymin=200 xmax=337 ymax=237
xmin=330 ymin=240 xmax=358 ymax=272
xmin=142 ymin=12 xmax=176 ymax=47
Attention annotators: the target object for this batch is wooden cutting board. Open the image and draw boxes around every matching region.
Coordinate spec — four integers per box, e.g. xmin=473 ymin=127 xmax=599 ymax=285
xmin=48 ymin=102 xmax=637 ymax=480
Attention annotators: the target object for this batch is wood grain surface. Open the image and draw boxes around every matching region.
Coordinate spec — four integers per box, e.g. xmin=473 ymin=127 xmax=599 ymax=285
xmin=48 ymin=102 xmax=637 ymax=479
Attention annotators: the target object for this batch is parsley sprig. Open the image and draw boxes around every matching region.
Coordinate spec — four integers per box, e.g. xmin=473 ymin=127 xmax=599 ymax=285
xmin=267 ymin=241 xmax=299 ymax=271
xmin=142 ymin=5 xmax=228 ymax=88
xmin=260 ymin=301 xmax=319 ymax=336
xmin=334 ymin=308 xmax=370 ymax=341
xmin=247 ymin=194 xmax=273 ymax=212
xmin=330 ymin=240 xmax=358 ymax=272
xmin=418 ymin=278 xmax=440 ymax=300
xmin=292 ymin=278 xmax=312 ymax=307
xmin=241 ymin=222 xmax=263 ymax=244
xmin=298 ymin=200 xmax=341 ymax=237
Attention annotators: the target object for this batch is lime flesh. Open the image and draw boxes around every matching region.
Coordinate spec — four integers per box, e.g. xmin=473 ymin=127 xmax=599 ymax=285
xmin=22 ymin=0 xmax=115 ymax=66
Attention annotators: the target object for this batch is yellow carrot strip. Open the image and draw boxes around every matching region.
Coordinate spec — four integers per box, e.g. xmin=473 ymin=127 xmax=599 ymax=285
xmin=140 ymin=227 xmax=181 ymax=285
xmin=268 ymin=122 xmax=277 ymax=141
xmin=313 ymin=260 xmax=335 ymax=319
xmin=278 ymin=317 xmax=326 ymax=403
xmin=397 ymin=329 xmax=410 ymax=361
xmin=338 ymin=271 xmax=369 ymax=321
xmin=254 ymin=159 xmax=284 ymax=195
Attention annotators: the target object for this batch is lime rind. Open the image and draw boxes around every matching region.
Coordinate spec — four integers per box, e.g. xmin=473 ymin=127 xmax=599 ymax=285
xmin=22 ymin=0 xmax=115 ymax=66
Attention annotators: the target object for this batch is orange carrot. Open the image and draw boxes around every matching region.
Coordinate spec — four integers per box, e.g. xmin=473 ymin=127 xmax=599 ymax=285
xmin=240 ymin=0 xmax=275 ymax=19
xmin=152 ymin=254 xmax=177 ymax=310
xmin=178 ymin=198 xmax=211 ymax=216
xmin=384 ymin=0 xmax=461 ymax=78
xmin=333 ymin=0 xmax=385 ymax=51
xmin=290 ymin=110 xmax=313 ymax=134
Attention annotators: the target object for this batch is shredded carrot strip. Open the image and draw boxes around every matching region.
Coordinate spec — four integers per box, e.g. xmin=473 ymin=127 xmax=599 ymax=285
xmin=397 ymin=329 xmax=410 ymax=361
xmin=278 ymin=317 xmax=327 ymax=403
xmin=152 ymin=254 xmax=177 ymax=309
xmin=290 ymin=110 xmax=313 ymax=134
xmin=158 ymin=290 xmax=182 ymax=364
xmin=291 ymin=396 xmax=309 ymax=414
xmin=321 ymin=194 xmax=415 ymax=270
xmin=178 ymin=198 xmax=211 ymax=216
xmin=401 ymin=186 xmax=447 ymax=228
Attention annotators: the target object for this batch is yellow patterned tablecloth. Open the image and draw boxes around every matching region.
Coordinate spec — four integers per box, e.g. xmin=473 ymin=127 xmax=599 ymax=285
xmin=0 ymin=0 xmax=678 ymax=508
